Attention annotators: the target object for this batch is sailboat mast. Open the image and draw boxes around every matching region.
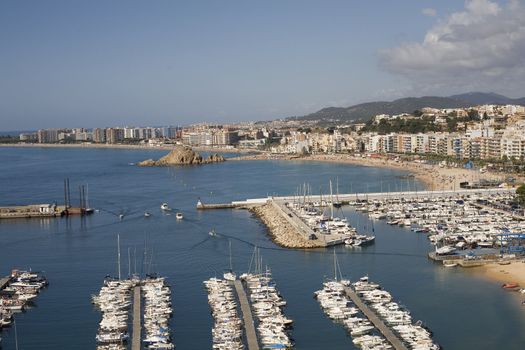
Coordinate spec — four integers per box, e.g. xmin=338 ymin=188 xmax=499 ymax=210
xmin=229 ymin=240 xmax=233 ymax=271
xmin=333 ymin=249 xmax=337 ymax=281
xmin=128 ymin=247 xmax=131 ymax=278
xmin=330 ymin=180 xmax=334 ymax=219
xmin=117 ymin=234 xmax=121 ymax=280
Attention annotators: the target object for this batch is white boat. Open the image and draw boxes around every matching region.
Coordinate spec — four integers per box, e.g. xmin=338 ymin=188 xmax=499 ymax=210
xmin=443 ymin=262 xmax=458 ymax=267
xmin=435 ymin=245 xmax=456 ymax=255
xmin=160 ymin=203 xmax=170 ymax=211
xmin=144 ymin=212 xmax=151 ymax=217
xmin=209 ymin=229 xmax=216 ymax=236
xmin=175 ymin=212 xmax=183 ymax=220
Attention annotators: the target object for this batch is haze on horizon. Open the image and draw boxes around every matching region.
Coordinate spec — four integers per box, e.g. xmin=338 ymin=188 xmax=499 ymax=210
xmin=1 ymin=0 xmax=524 ymax=130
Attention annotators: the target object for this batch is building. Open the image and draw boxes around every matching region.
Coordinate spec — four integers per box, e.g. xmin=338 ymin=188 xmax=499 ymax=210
xmin=37 ymin=129 xmax=59 ymax=143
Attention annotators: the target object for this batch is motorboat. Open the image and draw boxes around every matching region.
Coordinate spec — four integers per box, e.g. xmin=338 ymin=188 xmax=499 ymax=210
xmin=175 ymin=212 xmax=183 ymax=220
xmin=160 ymin=203 xmax=170 ymax=211
xmin=144 ymin=212 xmax=151 ymax=218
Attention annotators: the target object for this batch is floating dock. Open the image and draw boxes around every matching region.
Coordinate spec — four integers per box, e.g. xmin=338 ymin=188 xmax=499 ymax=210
xmin=344 ymin=287 xmax=408 ymax=350
xmin=232 ymin=280 xmax=259 ymax=350
xmin=131 ymin=285 xmax=142 ymax=350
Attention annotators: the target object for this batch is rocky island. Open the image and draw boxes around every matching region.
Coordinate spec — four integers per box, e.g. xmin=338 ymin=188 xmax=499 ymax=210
xmin=138 ymin=146 xmax=226 ymax=166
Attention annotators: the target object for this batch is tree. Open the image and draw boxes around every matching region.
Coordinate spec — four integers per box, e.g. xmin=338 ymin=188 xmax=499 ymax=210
xmin=517 ymin=184 xmax=525 ymax=208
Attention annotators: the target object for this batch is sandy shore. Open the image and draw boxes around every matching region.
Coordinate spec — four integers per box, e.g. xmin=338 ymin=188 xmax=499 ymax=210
xmin=232 ymin=153 xmax=513 ymax=191
xmin=474 ymin=261 xmax=525 ymax=287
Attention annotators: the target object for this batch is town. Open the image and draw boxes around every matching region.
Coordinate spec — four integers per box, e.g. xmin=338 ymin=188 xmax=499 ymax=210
xmin=7 ymin=103 xmax=525 ymax=163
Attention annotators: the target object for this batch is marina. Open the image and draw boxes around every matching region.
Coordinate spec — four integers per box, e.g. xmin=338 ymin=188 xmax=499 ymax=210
xmin=0 ymin=270 xmax=48 ymax=336
xmin=2 ymin=147 xmax=525 ymax=349
xmin=204 ymin=277 xmax=245 ymax=350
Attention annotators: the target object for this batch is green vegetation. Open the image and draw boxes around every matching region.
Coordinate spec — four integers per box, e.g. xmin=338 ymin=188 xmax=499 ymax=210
xmin=0 ymin=136 xmax=20 ymax=144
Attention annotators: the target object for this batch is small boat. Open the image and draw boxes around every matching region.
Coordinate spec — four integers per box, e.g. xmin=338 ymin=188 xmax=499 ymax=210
xmin=175 ymin=212 xmax=183 ymax=220
xmin=502 ymin=282 xmax=520 ymax=290
xmin=209 ymin=229 xmax=216 ymax=236
xmin=144 ymin=212 xmax=151 ymax=218
xmin=119 ymin=214 xmax=125 ymax=220
xmin=443 ymin=262 xmax=458 ymax=267
xmin=160 ymin=203 xmax=170 ymax=211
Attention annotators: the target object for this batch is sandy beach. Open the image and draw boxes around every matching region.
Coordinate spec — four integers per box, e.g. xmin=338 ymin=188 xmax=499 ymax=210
xmin=474 ymin=261 xmax=525 ymax=287
xmin=231 ymin=153 xmax=513 ymax=191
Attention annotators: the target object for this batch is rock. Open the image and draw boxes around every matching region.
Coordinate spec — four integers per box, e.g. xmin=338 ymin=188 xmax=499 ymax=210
xmin=250 ymin=203 xmax=324 ymax=249
xmin=138 ymin=146 xmax=226 ymax=166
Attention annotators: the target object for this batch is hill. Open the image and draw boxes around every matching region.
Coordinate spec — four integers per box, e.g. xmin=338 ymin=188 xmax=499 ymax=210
xmin=291 ymin=92 xmax=525 ymax=122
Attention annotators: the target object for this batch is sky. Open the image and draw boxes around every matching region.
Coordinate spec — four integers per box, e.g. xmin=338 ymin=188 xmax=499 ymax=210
xmin=1 ymin=0 xmax=524 ymax=130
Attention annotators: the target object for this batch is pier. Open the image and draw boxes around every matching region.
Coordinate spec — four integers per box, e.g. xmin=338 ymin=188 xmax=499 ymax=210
xmin=232 ymin=280 xmax=259 ymax=350
xmin=0 ymin=276 xmax=11 ymax=290
xmin=200 ymin=188 xmax=515 ymax=209
xmin=131 ymin=285 xmax=141 ymax=350
xmin=344 ymin=287 xmax=408 ymax=350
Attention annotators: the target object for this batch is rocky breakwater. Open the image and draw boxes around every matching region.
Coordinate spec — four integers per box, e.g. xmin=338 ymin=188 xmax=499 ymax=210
xmin=138 ymin=146 xmax=225 ymax=166
xmin=250 ymin=203 xmax=324 ymax=249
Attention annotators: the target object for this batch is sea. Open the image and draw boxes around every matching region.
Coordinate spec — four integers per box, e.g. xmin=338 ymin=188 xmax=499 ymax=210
xmin=0 ymin=147 xmax=524 ymax=349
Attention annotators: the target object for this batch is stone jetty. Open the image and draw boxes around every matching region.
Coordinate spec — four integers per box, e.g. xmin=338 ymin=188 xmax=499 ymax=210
xmin=250 ymin=203 xmax=324 ymax=248
xmin=138 ymin=145 xmax=225 ymax=166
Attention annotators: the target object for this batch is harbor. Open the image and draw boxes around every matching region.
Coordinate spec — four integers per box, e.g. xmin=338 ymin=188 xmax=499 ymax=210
xmin=0 ymin=269 xmax=48 ymax=340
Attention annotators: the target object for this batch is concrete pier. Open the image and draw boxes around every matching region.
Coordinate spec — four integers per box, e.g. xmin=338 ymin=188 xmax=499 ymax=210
xmin=233 ymin=280 xmax=259 ymax=350
xmin=0 ymin=276 xmax=11 ymax=290
xmin=344 ymin=287 xmax=408 ymax=350
xmin=131 ymin=286 xmax=141 ymax=350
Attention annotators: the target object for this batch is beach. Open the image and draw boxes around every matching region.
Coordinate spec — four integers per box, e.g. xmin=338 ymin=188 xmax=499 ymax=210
xmin=475 ymin=261 xmax=525 ymax=286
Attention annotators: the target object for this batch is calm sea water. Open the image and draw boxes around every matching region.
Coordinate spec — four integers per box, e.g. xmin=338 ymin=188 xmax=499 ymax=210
xmin=0 ymin=147 xmax=524 ymax=350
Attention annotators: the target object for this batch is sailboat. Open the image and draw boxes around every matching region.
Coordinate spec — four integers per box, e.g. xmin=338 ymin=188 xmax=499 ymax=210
xmin=84 ymin=184 xmax=94 ymax=214
xmin=223 ymin=240 xmax=236 ymax=281
xmin=333 ymin=178 xmax=342 ymax=208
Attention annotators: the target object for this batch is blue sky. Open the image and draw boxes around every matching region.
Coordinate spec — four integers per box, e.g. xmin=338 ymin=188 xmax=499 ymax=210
xmin=1 ymin=0 xmax=522 ymax=129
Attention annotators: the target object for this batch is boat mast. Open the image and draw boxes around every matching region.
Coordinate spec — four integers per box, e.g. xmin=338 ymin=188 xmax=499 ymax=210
xmin=128 ymin=247 xmax=131 ymax=278
xmin=117 ymin=234 xmax=121 ymax=280
xmin=333 ymin=249 xmax=337 ymax=281
xmin=330 ymin=180 xmax=334 ymax=219
xmin=229 ymin=240 xmax=233 ymax=272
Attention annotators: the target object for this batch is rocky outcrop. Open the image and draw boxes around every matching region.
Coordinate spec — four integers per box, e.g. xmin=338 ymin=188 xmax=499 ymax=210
xmin=138 ymin=146 xmax=226 ymax=166
xmin=250 ymin=203 xmax=324 ymax=249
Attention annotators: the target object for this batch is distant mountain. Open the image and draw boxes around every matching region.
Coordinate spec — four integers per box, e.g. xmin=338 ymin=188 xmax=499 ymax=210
xmin=449 ymin=92 xmax=525 ymax=106
xmin=291 ymin=92 xmax=525 ymax=122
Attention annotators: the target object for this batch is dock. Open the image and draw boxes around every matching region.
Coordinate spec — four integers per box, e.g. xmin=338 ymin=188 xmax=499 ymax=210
xmin=0 ymin=276 xmax=11 ymax=290
xmin=344 ymin=287 xmax=408 ymax=350
xmin=131 ymin=285 xmax=141 ymax=350
xmin=232 ymin=280 xmax=259 ymax=350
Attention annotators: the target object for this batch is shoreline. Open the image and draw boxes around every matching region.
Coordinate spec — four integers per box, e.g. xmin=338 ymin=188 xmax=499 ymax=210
xmin=475 ymin=261 xmax=525 ymax=286
xmin=0 ymin=142 xmax=256 ymax=154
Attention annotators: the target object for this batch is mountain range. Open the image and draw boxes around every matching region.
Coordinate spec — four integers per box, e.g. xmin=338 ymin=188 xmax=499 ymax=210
xmin=291 ymin=92 xmax=525 ymax=123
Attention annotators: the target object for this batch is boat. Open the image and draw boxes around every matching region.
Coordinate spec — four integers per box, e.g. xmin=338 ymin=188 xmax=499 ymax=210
xmin=443 ymin=262 xmax=458 ymax=267
xmin=160 ymin=203 xmax=170 ymax=211
xmin=144 ymin=212 xmax=151 ymax=217
xmin=175 ymin=212 xmax=183 ymax=220
xmin=502 ymin=282 xmax=520 ymax=290
xmin=209 ymin=229 xmax=216 ymax=236
xmin=223 ymin=240 xmax=236 ymax=281
xmin=435 ymin=245 xmax=456 ymax=255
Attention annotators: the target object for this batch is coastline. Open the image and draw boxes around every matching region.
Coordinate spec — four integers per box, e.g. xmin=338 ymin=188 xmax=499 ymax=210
xmin=0 ymin=142 xmax=255 ymax=154
xmin=231 ymin=153 xmax=511 ymax=191
xmin=473 ymin=261 xmax=525 ymax=289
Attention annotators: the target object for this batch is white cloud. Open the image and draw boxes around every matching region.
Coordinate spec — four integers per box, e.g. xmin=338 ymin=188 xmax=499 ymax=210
xmin=380 ymin=0 xmax=525 ymax=96
xmin=422 ymin=8 xmax=437 ymax=17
